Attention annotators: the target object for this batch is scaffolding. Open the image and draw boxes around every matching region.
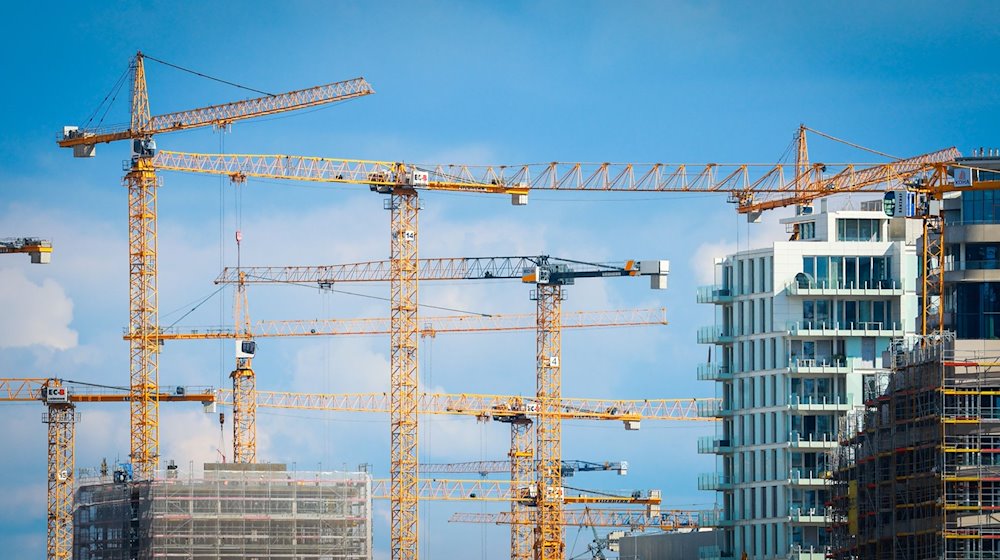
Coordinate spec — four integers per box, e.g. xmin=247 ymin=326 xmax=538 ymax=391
xmin=830 ymin=333 xmax=1000 ymax=560
xmin=73 ymin=463 xmax=372 ymax=560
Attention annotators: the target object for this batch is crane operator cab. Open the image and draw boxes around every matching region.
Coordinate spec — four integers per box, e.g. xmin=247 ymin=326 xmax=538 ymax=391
xmin=131 ymin=138 xmax=158 ymax=164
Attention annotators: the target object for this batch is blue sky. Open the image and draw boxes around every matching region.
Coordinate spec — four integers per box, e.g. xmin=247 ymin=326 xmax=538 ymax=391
xmin=1 ymin=2 xmax=998 ymax=558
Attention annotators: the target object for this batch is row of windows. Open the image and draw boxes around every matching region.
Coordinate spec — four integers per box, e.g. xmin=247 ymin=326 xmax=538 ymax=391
xmin=733 ymin=516 xmax=783 ymax=558
xmin=801 ymin=299 xmax=895 ymax=329
xmin=962 ymin=190 xmax=1000 ymax=225
xmin=950 ymin=283 xmax=1000 ymax=339
xmin=724 ymin=255 xmax=773 ymax=296
xmin=836 ymin=218 xmax=882 ymax=242
xmin=728 ymin=297 xmax=774 ymax=337
xmin=801 ymin=255 xmax=893 ymax=289
xmin=729 ymin=337 xmax=783 ymax=374
xmin=945 ymin=243 xmax=1000 ymax=271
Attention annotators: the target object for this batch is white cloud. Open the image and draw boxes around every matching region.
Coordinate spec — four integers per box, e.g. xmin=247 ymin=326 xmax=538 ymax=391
xmin=0 ymin=268 xmax=77 ymax=350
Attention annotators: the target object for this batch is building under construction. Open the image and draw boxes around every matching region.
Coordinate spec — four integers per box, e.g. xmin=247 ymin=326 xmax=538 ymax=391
xmin=830 ymin=333 xmax=1000 ymax=560
xmin=73 ymin=463 xmax=372 ymax=560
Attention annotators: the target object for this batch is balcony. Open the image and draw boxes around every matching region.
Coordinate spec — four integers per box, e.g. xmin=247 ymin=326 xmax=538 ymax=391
xmin=697 ymin=284 xmax=734 ymax=304
xmin=698 ymin=435 xmax=733 ymax=454
xmin=697 ymin=325 xmax=735 ymax=345
xmin=697 ymin=473 xmax=733 ymax=492
xmin=788 ymin=469 xmax=832 ymax=488
xmin=788 ymin=357 xmax=851 ymax=375
xmin=698 ymin=509 xmax=735 ymax=527
xmin=697 ymin=362 xmax=733 ymax=382
xmin=789 ymin=506 xmax=832 ymax=525
xmin=787 ymin=277 xmax=902 ymax=296
xmin=697 ymin=399 xmax=732 ymax=418
xmin=786 ymin=320 xmax=903 ymax=338
xmin=788 ymin=431 xmax=838 ymax=451
xmin=787 ymin=393 xmax=852 ymax=412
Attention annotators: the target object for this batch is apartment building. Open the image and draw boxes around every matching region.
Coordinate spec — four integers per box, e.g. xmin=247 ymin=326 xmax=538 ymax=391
xmin=696 ymin=200 xmax=919 ymax=560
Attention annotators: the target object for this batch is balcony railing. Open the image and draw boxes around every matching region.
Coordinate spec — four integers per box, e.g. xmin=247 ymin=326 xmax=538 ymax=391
xmin=696 ymin=284 xmax=734 ymax=304
xmin=788 ymin=430 xmax=838 ymax=449
xmin=789 ymin=506 xmax=832 ymax=524
xmin=787 ymin=277 xmax=902 ymax=295
xmin=788 ymin=544 xmax=832 ymax=560
xmin=787 ymin=393 xmax=852 ymax=411
xmin=697 ymin=473 xmax=733 ymax=492
xmin=698 ymin=509 xmax=735 ymax=526
xmin=697 ymin=435 xmax=733 ymax=454
xmin=789 ymin=469 xmax=832 ymax=487
xmin=788 ymin=357 xmax=851 ymax=374
xmin=697 ymin=325 xmax=735 ymax=344
xmin=697 ymin=399 xmax=731 ymax=418
xmin=786 ymin=320 xmax=903 ymax=336
xmin=697 ymin=362 xmax=733 ymax=381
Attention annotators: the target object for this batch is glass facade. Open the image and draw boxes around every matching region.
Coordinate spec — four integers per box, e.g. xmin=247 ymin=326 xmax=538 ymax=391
xmin=962 ymin=189 xmax=1000 ymax=224
xmin=953 ymin=283 xmax=1000 ymax=339
xmin=836 ymin=219 xmax=881 ymax=242
xmin=801 ymin=255 xmax=892 ymax=288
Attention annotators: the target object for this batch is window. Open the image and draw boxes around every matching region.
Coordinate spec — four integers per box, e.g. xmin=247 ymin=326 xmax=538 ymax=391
xmin=966 ymin=243 xmax=1000 ymax=270
xmin=800 ymin=221 xmax=816 ymax=239
xmin=963 ymin=190 xmax=1000 ymax=225
xmin=837 ymin=218 xmax=882 ymax=241
xmin=803 ymin=255 xmax=892 ymax=288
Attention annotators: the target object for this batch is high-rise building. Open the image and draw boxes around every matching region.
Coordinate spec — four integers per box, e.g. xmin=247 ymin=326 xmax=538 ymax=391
xmin=944 ymin=151 xmax=1000 ymax=339
xmin=696 ymin=200 xmax=919 ymax=560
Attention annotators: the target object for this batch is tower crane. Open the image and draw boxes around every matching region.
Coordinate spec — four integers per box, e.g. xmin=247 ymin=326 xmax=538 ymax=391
xmin=140 ymin=261 xmax=665 ymax=466
xmin=0 ymin=237 xmax=52 ymax=263
xmin=214 ymin=254 xmax=668 ymax=560
xmin=449 ymin=507 xmax=701 ymax=532
xmin=0 ymin=378 xmax=214 ymax=560
xmin=143 ymin=307 xmax=668 ymax=341
xmin=56 ymin=51 xmax=374 ymax=480
xmin=148 ymin=134 xmax=955 ymax=560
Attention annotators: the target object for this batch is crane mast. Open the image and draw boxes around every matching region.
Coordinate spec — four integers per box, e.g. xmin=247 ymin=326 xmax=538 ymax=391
xmin=535 ymin=283 xmax=564 ymax=559
xmin=389 ymin=185 xmax=421 ymax=560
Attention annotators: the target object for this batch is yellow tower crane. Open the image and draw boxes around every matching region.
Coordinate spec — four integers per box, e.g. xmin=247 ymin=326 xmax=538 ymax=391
xmin=150 ymin=136 xmax=956 ymax=560
xmin=450 ymin=507 xmax=702 ymax=532
xmin=214 ymin=255 xmax=668 ymax=559
xmin=0 ymin=378 xmax=215 ymax=560
xmin=145 ymin=298 xmax=666 ymax=467
xmin=56 ymin=52 xmax=374 ymax=480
